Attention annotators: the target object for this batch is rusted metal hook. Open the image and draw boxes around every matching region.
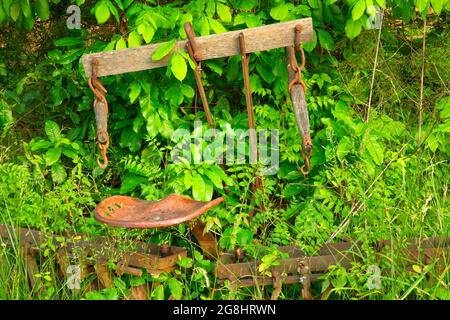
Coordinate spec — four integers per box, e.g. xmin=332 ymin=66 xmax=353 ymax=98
xmin=89 ymin=59 xmax=110 ymax=169
xmin=285 ymin=25 xmax=313 ymax=178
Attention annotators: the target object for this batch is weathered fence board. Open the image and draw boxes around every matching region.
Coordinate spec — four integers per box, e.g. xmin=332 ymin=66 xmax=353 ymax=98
xmin=82 ymin=18 xmax=313 ymax=78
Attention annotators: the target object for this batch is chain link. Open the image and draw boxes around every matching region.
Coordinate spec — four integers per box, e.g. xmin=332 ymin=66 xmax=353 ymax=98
xmin=288 ymin=25 xmax=313 ymax=177
xmin=88 ymin=60 xmax=110 ymax=169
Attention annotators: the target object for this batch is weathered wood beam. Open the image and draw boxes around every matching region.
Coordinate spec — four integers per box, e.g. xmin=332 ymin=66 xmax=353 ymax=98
xmin=82 ymin=18 xmax=313 ymax=78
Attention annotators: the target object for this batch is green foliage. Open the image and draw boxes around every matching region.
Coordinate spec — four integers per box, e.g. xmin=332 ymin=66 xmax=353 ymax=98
xmin=0 ymin=0 xmax=449 ymax=300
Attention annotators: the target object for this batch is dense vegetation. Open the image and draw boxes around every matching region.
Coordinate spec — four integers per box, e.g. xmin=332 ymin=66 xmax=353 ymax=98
xmin=0 ymin=0 xmax=449 ymax=300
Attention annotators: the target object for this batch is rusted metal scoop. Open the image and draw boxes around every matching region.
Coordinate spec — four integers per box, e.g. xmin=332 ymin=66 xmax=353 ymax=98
xmin=94 ymin=194 xmax=224 ymax=228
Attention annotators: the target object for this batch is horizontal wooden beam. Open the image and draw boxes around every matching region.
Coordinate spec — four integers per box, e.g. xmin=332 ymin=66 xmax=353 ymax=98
xmin=81 ymin=18 xmax=313 ymax=78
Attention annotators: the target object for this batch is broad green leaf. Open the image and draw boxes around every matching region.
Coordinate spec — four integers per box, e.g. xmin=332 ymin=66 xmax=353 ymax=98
xmin=352 ymin=0 xmax=366 ymax=20
xmin=364 ymin=135 xmax=384 ymax=165
xmin=10 ymin=3 xmax=21 ymax=21
xmin=208 ymin=18 xmax=227 ymax=33
xmin=35 ymin=0 xmax=50 ymax=20
xmin=120 ymin=173 xmax=147 ymax=194
xmin=318 ymin=29 xmax=334 ymax=50
xmin=51 ymin=163 xmax=67 ymax=184
xmin=0 ymin=5 xmax=6 ymax=24
xmin=140 ymin=23 xmax=155 ymax=43
xmin=29 ymin=139 xmax=52 ymax=151
xmin=106 ymin=0 xmax=119 ymax=21
xmin=337 ymin=136 xmax=352 ymax=161
xmin=128 ymin=31 xmax=141 ymax=48
xmin=120 ymin=127 xmax=142 ymax=152
xmin=45 ymin=147 xmax=62 ymax=166
xmin=129 ymin=82 xmax=141 ymax=103
xmin=152 ymin=285 xmax=165 ymax=300
xmin=204 ymin=178 xmax=213 ymax=201
xmin=95 ymin=2 xmax=110 ymax=24
xmin=21 ymin=0 xmax=32 ymax=18
xmin=167 ymin=278 xmax=183 ymax=300
xmin=192 ymin=174 xmax=205 ymax=201
xmin=45 ymin=120 xmax=61 ymax=143
xmin=431 ymin=0 xmax=444 ymax=14
xmin=216 ymin=3 xmax=232 ymax=22
xmin=270 ymin=4 xmax=289 ymax=21
xmin=416 ymin=0 xmax=428 ymax=12
xmin=236 ymin=229 xmax=253 ymax=247
xmin=170 ymin=53 xmax=187 ymax=81
xmin=198 ymin=15 xmax=210 ymax=36
xmin=345 ymin=19 xmax=362 ymax=39
xmin=152 ymin=39 xmax=175 ymax=61
xmin=54 ymin=37 xmax=84 ymax=47
xmin=116 ymin=37 xmax=127 ymax=50
xmin=181 ymin=84 xmax=195 ymax=98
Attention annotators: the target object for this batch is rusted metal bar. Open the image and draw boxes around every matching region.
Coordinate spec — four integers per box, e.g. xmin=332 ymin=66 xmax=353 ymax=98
xmin=216 ymin=237 xmax=450 ymax=297
xmin=285 ymin=44 xmax=312 ymax=176
xmin=239 ymin=33 xmax=257 ymax=164
xmin=0 ymin=224 xmax=187 ymax=278
xmin=191 ymin=221 xmax=219 ymax=259
xmin=184 ymin=22 xmax=215 ymax=129
xmin=88 ymin=59 xmax=110 ymax=169
xmin=82 ymin=18 xmax=313 ymax=78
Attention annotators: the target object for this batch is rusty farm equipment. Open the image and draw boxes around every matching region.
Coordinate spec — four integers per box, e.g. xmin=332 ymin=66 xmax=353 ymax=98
xmin=2 ymin=18 xmax=448 ymax=300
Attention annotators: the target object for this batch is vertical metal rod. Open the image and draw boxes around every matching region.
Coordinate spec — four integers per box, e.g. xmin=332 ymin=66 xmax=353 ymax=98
xmin=184 ymin=23 xmax=215 ymax=129
xmin=239 ymin=33 xmax=257 ymax=164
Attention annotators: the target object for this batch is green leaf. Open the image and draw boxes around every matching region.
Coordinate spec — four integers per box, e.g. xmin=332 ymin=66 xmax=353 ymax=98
xmin=138 ymin=23 xmax=155 ymax=43
xmin=152 ymin=285 xmax=165 ymax=300
xmin=216 ymin=3 xmax=232 ymax=22
xmin=45 ymin=147 xmax=62 ymax=166
xmin=236 ymin=229 xmax=253 ymax=247
xmin=337 ymin=136 xmax=352 ymax=161
xmin=0 ymin=5 xmax=6 ymax=24
xmin=35 ymin=0 xmax=50 ymax=20
xmin=10 ymin=3 xmax=21 ymax=21
xmin=116 ymin=37 xmax=127 ymax=50
xmin=29 ymin=139 xmax=52 ymax=151
xmin=345 ymin=19 xmax=362 ymax=39
xmin=120 ymin=173 xmax=147 ymax=194
xmin=152 ymin=39 xmax=175 ymax=61
xmin=352 ymin=0 xmax=366 ymax=20
xmin=54 ymin=37 xmax=84 ymax=47
xmin=119 ymin=127 xmax=142 ymax=152
xmin=208 ymin=18 xmax=227 ymax=33
xmin=129 ymin=82 xmax=141 ymax=103
xmin=21 ymin=0 xmax=32 ymax=18
xmin=364 ymin=135 xmax=384 ymax=165
xmin=204 ymin=169 xmax=223 ymax=189
xmin=318 ymin=29 xmax=334 ymax=50
xmin=167 ymin=278 xmax=183 ymax=299
xmin=45 ymin=120 xmax=61 ymax=143
xmin=95 ymin=2 xmax=110 ymax=24
xmin=170 ymin=52 xmax=187 ymax=81
xmin=192 ymin=174 xmax=205 ymax=201
xmin=128 ymin=31 xmax=141 ymax=48
xmin=181 ymin=84 xmax=195 ymax=98
xmin=416 ymin=0 xmax=428 ymax=12
xmin=270 ymin=4 xmax=289 ymax=21
xmin=431 ymin=0 xmax=444 ymax=14
xmin=51 ymin=163 xmax=67 ymax=184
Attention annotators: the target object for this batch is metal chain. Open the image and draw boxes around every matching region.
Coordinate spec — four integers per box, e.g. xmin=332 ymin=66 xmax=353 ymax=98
xmin=289 ymin=24 xmax=313 ymax=177
xmin=88 ymin=60 xmax=110 ymax=169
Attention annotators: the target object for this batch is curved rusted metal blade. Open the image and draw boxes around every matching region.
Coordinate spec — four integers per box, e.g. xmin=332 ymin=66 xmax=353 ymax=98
xmin=94 ymin=194 xmax=224 ymax=229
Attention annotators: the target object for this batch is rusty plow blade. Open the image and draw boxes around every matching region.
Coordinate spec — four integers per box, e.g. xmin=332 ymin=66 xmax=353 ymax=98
xmin=94 ymin=194 xmax=224 ymax=228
